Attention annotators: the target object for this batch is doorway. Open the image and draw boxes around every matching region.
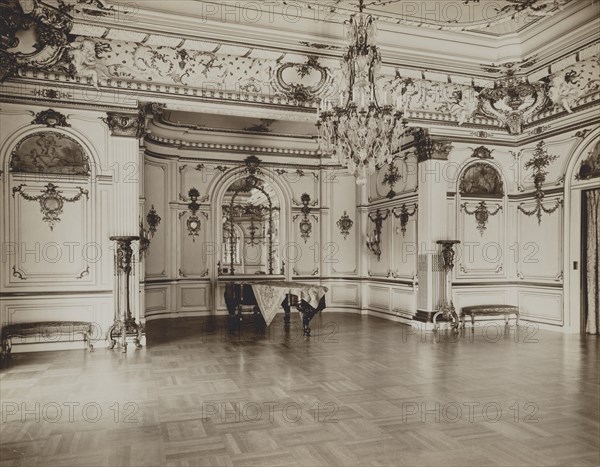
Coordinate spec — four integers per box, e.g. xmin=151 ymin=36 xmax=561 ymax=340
xmin=581 ymin=189 xmax=600 ymax=335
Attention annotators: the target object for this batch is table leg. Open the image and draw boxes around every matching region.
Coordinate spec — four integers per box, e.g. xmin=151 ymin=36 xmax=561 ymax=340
xmin=282 ymin=297 xmax=291 ymax=327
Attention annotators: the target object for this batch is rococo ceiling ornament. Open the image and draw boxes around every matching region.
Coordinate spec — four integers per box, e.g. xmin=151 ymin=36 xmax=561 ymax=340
xmin=336 ymin=211 xmax=354 ymax=240
xmin=0 ymin=0 xmax=75 ymax=82
xmin=476 ymin=66 xmax=549 ymax=135
xmin=317 ymin=0 xmax=407 ymax=185
xmin=517 ymin=141 xmax=561 ymax=224
xmin=12 ymin=183 xmax=89 ymax=231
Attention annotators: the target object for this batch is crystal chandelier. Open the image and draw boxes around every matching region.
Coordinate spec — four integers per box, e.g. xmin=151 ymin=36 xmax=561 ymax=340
xmin=317 ymin=0 xmax=406 ymax=185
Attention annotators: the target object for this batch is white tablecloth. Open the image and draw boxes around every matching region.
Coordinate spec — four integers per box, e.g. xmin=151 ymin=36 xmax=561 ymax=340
xmin=249 ymin=282 xmax=328 ymax=326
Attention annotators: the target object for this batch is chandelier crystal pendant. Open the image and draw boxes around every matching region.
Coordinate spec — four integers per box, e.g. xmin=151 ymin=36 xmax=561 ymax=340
xmin=317 ymin=0 xmax=407 ymax=185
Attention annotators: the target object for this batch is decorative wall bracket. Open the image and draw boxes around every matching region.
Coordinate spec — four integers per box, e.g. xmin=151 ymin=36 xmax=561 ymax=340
xmin=460 ymin=201 xmax=502 ymax=236
xmin=392 ymin=204 xmax=418 ymax=237
xmin=336 ymin=211 xmax=354 ymax=240
xmin=146 ymin=205 xmax=161 ymax=237
xmin=12 ymin=183 xmax=88 ymax=231
xmin=139 ymin=205 xmax=161 ymax=257
xmin=517 ymin=141 xmax=560 ymax=224
xmin=367 ymin=209 xmax=390 ymax=261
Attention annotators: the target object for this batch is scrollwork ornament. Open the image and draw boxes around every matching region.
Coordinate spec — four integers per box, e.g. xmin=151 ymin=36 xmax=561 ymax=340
xmin=460 ymin=201 xmax=502 ymax=235
xmin=517 ymin=141 xmax=561 ymax=224
xmin=12 ymin=183 xmax=88 ymax=230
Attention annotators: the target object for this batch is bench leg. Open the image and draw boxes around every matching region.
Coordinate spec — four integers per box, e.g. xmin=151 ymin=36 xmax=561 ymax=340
xmin=83 ymin=330 xmax=94 ymax=352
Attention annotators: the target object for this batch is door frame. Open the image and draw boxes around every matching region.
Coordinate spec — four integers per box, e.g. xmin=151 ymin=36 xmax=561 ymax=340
xmin=563 ymin=128 xmax=599 ymax=333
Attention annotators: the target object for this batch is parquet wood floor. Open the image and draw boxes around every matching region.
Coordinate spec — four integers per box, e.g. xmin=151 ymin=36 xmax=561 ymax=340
xmin=1 ymin=313 xmax=598 ymax=467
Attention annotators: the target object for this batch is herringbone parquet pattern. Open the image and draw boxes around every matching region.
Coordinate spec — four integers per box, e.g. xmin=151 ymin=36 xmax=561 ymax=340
xmin=1 ymin=313 xmax=598 ymax=466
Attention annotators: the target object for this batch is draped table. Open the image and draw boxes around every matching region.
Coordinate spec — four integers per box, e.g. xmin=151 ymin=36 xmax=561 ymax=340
xmin=223 ymin=281 xmax=328 ymax=337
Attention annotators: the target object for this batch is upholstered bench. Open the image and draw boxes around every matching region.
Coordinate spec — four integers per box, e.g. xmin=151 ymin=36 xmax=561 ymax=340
xmin=460 ymin=305 xmax=520 ymax=329
xmin=1 ymin=321 xmax=94 ymax=357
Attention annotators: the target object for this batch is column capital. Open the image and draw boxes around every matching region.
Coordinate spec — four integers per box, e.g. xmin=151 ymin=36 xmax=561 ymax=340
xmin=411 ymin=128 xmax=453 ymax=162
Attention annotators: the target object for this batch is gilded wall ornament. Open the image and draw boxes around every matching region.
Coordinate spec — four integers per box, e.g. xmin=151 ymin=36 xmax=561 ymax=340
xmin=471 ymin=146 xmax=493 ymax=159
xmin=186 ymin=188 xmax=202 ymax=241
xmin=460 ymin=201 xmax=502 ymax=236
xmin=382 ymin=158 xmax=402 ymax=199
xmin=336 ymin=211 xmax=354 ymax=240
xmin=517 ymin=141 xmax=561 ymax=224
xmin=31 ymin=109 xmax=70 ymax=128
xmin=294 ymin=193 xmax=314 ymax=243
xmin=12 ymin=183 xmax=89 ymax=231
xmin=392 ymin=204 xmax=418 ymax=237
xmin=146 ymin=205 xmax=161 ymax=237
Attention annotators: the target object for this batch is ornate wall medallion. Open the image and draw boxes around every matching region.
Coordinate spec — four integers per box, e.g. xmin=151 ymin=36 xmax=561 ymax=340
xmin=461 ymin=201 xmax=502 ymax=236
xmin=102 ymin=111 xmax=145 ymax=138
xmin=186 ymin=188 xmax=202 ymax=241
xmin=337 ymin=211 xmax=354 ymax=240
xmin=12 ymin=183 xmax=89 ymax=230
xmin=274 ymin=55 xmax=331 ymax=104
xmin=293 ymin=193 xmax=314 ymax=243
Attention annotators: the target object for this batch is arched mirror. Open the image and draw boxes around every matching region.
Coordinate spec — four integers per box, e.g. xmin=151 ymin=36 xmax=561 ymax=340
xmin=220 ymin=173 xmax=281 ymax=275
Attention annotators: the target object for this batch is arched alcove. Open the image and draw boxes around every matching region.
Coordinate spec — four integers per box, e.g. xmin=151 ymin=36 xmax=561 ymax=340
xmin=455 ymin=160 xmax=507 ymax=278
xmin=211 ymin=156 xmax=293 ymax=280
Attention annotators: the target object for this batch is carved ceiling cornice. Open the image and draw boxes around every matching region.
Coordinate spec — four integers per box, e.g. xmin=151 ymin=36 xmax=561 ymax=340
xmin=1 ymin=0 xmax=598 ymax=139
